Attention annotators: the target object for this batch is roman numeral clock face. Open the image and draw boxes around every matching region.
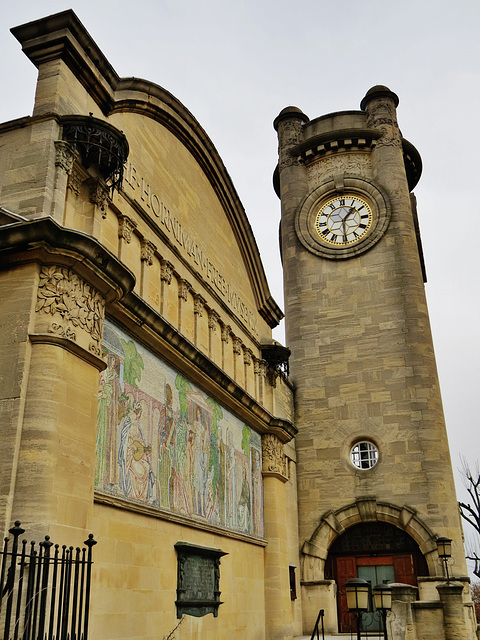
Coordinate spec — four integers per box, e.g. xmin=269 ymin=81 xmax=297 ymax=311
xmin=314 ymin=195 xmax=373 ymax=246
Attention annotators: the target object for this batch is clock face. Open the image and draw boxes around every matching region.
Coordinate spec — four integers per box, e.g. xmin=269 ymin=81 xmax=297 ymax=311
xmin=314 ymin=195 xmax=373 ymax=246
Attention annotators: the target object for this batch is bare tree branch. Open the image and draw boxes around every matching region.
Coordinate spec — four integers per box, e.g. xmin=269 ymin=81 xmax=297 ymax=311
xmin=459 ymin=457 xmax=480 ymax=579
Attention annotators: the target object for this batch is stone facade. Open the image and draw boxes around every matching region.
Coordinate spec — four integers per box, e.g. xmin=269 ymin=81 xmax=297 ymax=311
xmin=274 ymin=87 xmax=476 ymax=638
xmin=0 ymin=10 xmax=475 ymax=640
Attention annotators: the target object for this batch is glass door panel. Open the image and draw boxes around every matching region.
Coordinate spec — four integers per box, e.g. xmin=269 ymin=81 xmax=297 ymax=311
xmin=357 ymin=564 xmax=394 ymax=632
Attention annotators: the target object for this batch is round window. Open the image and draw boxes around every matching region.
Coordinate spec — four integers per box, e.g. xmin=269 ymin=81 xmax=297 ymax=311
xmin=350 ymin=441 xmax=379 ymax=469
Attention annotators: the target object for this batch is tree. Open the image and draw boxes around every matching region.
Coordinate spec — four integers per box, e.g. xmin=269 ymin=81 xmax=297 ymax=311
xmin=471 ymin=582 xmax=480 ymax=621
xmin=458 ymin=458 xmax=480 ymax=579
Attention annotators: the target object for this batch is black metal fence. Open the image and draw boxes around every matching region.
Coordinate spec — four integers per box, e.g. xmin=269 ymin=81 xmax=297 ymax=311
xmin=0 ymin=521 xmax=96 ymax=640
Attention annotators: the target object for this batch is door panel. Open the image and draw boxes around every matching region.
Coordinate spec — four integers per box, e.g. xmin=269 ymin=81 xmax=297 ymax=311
xmin=393 ymin=554 xmax=416 ymax=585
xmin=357 ymin=564 xmax=395 ymax=631
xmin=336 ymin=556 xmax=356 ymax=633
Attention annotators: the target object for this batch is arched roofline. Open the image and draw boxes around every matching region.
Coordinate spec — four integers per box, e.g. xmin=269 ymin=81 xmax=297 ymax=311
xmin=302 ymin=498 xmax=439 ymax=575
xmin=11 ymin=10 xmax=283 ymax=328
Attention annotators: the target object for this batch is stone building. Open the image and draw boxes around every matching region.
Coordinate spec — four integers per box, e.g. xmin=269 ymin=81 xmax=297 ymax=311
xmin=0 ymin=9 xmax=476 ymax=640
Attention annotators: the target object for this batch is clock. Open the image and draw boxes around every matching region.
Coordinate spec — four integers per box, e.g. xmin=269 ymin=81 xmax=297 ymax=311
xmin=294 ymin=178 xmax=391 ymax=259
xmin=314 ymin=195 xmax=373 ymax=246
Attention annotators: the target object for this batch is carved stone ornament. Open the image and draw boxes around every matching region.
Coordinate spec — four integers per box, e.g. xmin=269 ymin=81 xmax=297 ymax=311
xmin=49 ymin=322 xmax=77 ymax=341
xmin=277 ymin=119 xmax=304 ymax=171
xmin=242 ymin=346 xmax=253 ymax=366
xmin=160 ymin=260 xmax=173 ymax=284
xmin=232 ymin=336 xmax=242 ymax=356
xmin=118 ymin=214 xmax=137 ymax=243
xmin=194 ymin=294 xmax=205 ymax=316
xmin=88 ymin=179 xmax=111 ymax=217
xmin=178 ymin=278 xmax=191 ymax=301
xmin=141 ymin=239 xmax=157 ymax=265
xmin=254 ymin=358 xmax=268 ymax=377
xmin=36 ymin=266 xmax=105 ymax=344
xmin=365 ymin=99 xmax=401 ymax=148
xmin=261 ymin=434 xmax=287 ymax=480
xmin=220 ymin=323 xmax=231 ymax=344
xmin=208 ymin=309 xmax=220 ymax=330
xmin=267 ymin=365 xmax=280 ymax=388
xmin=54 ymin=140 xmax=76 ymax=175
xmin=67 ymin=165 xmax=85 ymax=197
xmin=307 ymin=152 xmax=373 ymax=185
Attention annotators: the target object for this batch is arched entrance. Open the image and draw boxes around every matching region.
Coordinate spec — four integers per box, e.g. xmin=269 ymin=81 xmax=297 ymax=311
xmin=325 ymin=521 xmax=429 ymax=632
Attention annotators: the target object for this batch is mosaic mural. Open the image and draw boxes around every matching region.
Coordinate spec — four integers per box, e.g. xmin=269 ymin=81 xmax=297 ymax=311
xmin=95 ymin=320 xmax=264 ymax=537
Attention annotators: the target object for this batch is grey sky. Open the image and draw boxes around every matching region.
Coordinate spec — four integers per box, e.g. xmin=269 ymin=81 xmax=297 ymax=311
xmin=1 ymin=0 xmax=479 ymax=570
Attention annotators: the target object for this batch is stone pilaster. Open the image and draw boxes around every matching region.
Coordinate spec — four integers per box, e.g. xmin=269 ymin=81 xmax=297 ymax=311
xmin=262 ymin=434 xmax=292 ymax=640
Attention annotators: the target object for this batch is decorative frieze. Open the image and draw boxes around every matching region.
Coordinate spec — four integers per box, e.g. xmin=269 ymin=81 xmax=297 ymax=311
xmin=118 ymin=214 xmax=137 ymax=243
xmin=141 ymin=239 xmax=157 ymax=265
xmin=261 ymin=434 xmax=287 ymax=481
xmin=35 ymin=265 xmax=105 ymax=345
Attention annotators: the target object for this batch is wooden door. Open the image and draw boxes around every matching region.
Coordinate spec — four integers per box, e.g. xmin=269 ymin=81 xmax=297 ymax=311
xmin=336 ymin=556 xmax=356 ymax=633
xmin=393 ymin=553 xmax=416 ymax=585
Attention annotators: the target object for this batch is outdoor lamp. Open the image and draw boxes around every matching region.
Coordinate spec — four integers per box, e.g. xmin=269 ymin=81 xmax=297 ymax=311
xmin=345 ymin=578 xmax=370 ymax=611
xmin=436 ymin=537 xmax=452 ymax=559
xmin=373 ymin=583 xmax=392 ymax=640
xmin=373 ymin=583 xmax=392 ymax=611
xmin=345 ymin=578 xmax=370 ymax=640
xmin=436 ymin=536 xmax=452 ymax=580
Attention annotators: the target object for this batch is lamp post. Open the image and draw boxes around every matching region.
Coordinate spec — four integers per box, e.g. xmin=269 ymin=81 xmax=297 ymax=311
xmin=436 ymin=536 xmax=452 ymax=581
xmin=345 ymin=578 xmax=369 ymax=640
xmin=373 ymin=583 xmax=392 ymax=640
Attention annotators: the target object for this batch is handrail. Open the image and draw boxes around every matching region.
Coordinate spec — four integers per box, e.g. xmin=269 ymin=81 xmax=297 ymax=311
xmin=310 ymin=608 xmax=325 ymax=640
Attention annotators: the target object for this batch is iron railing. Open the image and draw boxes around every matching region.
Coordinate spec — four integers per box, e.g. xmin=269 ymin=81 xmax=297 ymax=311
xmin=0 ymin=521 xmax=96 ymax=640
xmin=310 ymin=608 xmax=325 ymax=640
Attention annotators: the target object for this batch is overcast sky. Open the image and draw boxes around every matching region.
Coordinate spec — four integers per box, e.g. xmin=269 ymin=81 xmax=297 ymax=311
xmin=1 ymin=0 xmax=479 ymax=571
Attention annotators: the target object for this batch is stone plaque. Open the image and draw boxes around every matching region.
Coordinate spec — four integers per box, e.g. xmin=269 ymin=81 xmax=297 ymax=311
xmin=175 ymin=542 xmax=227 ymax=618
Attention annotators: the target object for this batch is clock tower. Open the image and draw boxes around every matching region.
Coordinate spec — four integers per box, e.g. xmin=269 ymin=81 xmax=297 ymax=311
xmin=274 ymin=86 xmax=468 ymax=634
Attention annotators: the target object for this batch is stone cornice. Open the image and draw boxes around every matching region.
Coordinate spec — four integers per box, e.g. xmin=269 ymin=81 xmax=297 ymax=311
xmin=0 ymin=217 xmax=134 ymax=302
xmin=11 ymin=10 xmax=283 ymax=328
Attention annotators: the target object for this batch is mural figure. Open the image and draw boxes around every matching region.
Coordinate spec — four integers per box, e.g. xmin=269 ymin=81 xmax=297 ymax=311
xmin=95 ymin=320 xmax=264 ymax=537
xmin=95 ymin=360 xmax=115 ymax=486
xmin=193 ymin=407 xmax=209 ymax=517
xmin=158 ymin=384 xmax=175 ymax=508
xmin=238 ymin=467 xmax=251 ymax=532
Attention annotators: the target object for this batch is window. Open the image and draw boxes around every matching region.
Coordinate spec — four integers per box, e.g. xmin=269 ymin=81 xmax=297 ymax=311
xmin=289 ymin=565 xmax=297 ymax=600
xmin=350 ymin=441 xmax=379 ymax=469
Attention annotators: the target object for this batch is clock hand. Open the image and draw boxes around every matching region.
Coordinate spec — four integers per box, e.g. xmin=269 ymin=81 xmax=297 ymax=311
xmin=344 ymin=206 xmax=356 ymax=221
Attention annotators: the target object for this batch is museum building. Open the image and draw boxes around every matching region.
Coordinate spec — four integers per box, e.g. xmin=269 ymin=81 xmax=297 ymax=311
xmin=0 ymin=10 xmax=477 ymax=640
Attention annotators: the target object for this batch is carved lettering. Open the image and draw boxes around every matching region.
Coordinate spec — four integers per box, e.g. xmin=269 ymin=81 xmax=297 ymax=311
xmin=122 ymin=161 xmax=258 ymax=334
